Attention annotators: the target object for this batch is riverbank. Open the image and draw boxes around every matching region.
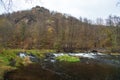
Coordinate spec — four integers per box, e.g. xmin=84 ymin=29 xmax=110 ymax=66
xmin=0 ymin=49 xmax=55 ymax=80
xmin=0 ymin=49 xmax=120 ymax=80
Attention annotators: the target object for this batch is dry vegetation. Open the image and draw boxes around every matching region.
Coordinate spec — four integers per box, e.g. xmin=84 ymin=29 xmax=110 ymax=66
xmin=0 ymin=6 xmax=120 ymax=52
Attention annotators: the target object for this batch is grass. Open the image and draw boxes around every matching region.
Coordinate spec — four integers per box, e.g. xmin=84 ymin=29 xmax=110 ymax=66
xmin=56 ymin=54 xmax=80 ymax=62
xmin=0 ymin=49 xmax=17 ymax=80
xmin=26 ymin=49 xmax=55 ymax=58
xmin=0 ymin=49 xmax=55 ymax=67
xmin=0 ymin=54 xmax=14 ymax=80
xmin=0 ymin=49 xmax=55 ymax=58
xmin=0 ymin=49 xmax=55 ymax=80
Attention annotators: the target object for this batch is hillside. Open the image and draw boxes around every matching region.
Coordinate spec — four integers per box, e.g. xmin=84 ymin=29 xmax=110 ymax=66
xmin=0 ymin=6 xmax=120 ymax=52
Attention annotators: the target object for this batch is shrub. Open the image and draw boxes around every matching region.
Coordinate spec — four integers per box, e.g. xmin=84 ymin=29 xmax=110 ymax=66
xmin=56 ymin=54 xmax=80 ymax=62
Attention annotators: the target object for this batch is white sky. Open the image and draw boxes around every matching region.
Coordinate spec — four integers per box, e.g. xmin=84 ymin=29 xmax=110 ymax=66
xmin=0 ymin=0 xmax=120 ymax=20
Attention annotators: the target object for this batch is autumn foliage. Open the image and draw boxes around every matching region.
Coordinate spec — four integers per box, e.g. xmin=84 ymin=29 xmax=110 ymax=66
xmin=0 ymin=6 xmax=120 ymax=52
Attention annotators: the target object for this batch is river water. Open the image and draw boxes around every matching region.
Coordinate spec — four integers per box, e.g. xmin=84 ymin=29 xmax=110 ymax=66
xmin=4 ymin=52 xmax=120 ymax=80
xmin=45 ymin=53 xmax=120 ymax=67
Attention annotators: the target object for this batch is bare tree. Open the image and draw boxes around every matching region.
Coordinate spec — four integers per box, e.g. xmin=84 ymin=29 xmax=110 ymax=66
xmin=0 ymin=0 xmax=40 ymax=12
xmin=0 ymin=0 xmax=13 ymax=11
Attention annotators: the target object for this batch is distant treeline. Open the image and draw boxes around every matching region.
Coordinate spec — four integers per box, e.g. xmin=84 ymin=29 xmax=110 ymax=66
xmin=0 ymin=6 xmax=120 ymax=52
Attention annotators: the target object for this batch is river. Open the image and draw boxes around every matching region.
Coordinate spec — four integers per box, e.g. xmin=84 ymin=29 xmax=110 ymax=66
xmin=4 ymin=52 xmax=120 ymax=80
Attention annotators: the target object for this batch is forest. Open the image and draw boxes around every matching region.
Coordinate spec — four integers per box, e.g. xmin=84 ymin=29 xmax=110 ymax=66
xmin=0 ymin=6 xmax=120 ymax=53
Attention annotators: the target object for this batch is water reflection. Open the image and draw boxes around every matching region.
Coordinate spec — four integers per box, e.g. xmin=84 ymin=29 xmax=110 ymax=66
xmin=4 ymin=52 xmax=120 ymax=80
xmin=4 ymin=62 xmax=120 ymax=80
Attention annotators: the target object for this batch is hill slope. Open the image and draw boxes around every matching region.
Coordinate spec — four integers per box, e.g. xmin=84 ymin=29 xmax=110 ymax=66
xmin=0 ymin=6 xmax=120 ymax=52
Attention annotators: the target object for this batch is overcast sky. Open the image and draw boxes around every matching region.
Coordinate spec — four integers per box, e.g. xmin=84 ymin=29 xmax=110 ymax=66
xmin=0 ymin=0 xmax=120 ymax=20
